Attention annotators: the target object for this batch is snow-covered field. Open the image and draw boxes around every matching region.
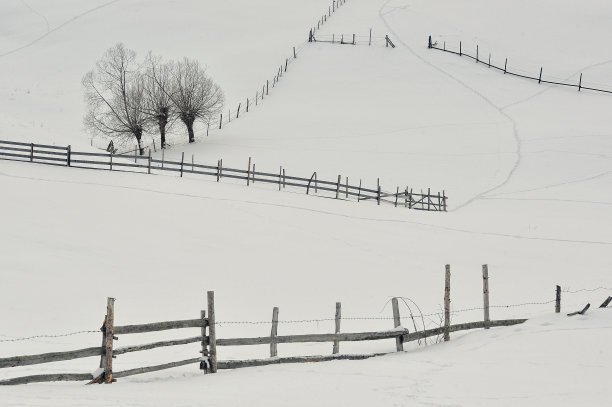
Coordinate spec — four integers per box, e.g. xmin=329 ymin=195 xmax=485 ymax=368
xmin=1 ymin=0 xmax=611 ymax=405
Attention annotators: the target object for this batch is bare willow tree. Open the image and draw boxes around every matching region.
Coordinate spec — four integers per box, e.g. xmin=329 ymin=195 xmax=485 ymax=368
xmin=170 ymin=58 xmax=224 ymax=143
xmin=142 ymin=54 xmax=175 ymax=149
xmin=83 ymin=43 xmax=148 ymax=155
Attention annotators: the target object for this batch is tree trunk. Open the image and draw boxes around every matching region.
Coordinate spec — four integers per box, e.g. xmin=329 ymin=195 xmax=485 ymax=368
xmin=135 ymin=130 xmax=144 ymax=155
xmin=158 ymin=119 xmax=167 ymax=149
xmin=184 ymin=120 xmax=195 ymax=143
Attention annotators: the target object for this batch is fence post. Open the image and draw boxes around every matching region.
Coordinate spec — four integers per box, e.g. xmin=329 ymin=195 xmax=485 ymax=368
xmin=504 ymin=58 xmax=507 ymax=74
xmin=180 ymin=152 xmax=184 ymax=178
xmin=369 ymin=29 xmax=372 ymax=46
xmin=207 ymin=291 xmax=217 ymax=373
xmin=247 ymin=157 xmax=251 ymax=186
xmin=392 ymin=298 xmax=404 ymax=351
xmin=278 ymin=166 xmax=282 ymax=190
xmin=394 ymin=186 xmax=399 ymax=207
xmin=148 ymin=150 xmax=151 ymax=174
xmin=336 ymin=175 xmax=341 ymax=198
xmin=352 ymin=34 xmax=355 ymax=45
xmin=428 ymin=35 xmax=432 ymax=48
xmin=444 ymin=264 xmax=451 ymax=342
xmin=252 ymin=164 xmax=255 ymax=184
xmin=237 ymin=103 xmax=241 ymax=118
xmin=200 ymin=310 xmax=208 ymax=373
xmin=377 ymin=178 xmax=381 ymax=205
xmin=459 ymin=41 xmax=462 ymax=56
xmin=30 ymin=143 xmax=34 ymax=162
xmin=482 ymin=264 xmax=490 ymax=329
xmin=219 ymin=113 xmax=222 ymax=129
xmin=345 ymin=177 xmax=349 ymax=198
xmin=357 ymin=179 xmax=362 ymax=202
xmin=282 ymin=169 xmax=286 ymax=189
xmin=285 ymin=58 xmax=288 ymax=72
xmin=103 ymin=297 xmax=115 ymax=383
xmin=488 ymin=53 xmax=491 ymax=68
xmin=539 ymin=67 xmax=543 ymax=84
xmin=66 ymin=145 xmax=71 ymax=167
xmin=293 ymin=46 xmax=296 ymax=58
xmin=333 ymin=302 xmax=341 ymax=354
xmin=476 ymin=45 xmax=479 ymax=62
xmin=578 ymin=73 xmax=582 ymax=91
xmin=555 ymin=285 xmax=561 ymax=313
xmin=266 ymin=80 xmax=269 ymax=95
xmin=442 ymin=190 xmax=447 ymax=211
xmin=216 ymin=160 xmax=220 ymax=182
xmin=427 ymin=188 xmax=431 ymax=211
xmin=270 ymin=307 xmax=279 ymax=357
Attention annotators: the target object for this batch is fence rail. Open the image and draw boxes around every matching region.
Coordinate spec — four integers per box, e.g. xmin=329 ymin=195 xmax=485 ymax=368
xmin=2 ymin=260 xmax=599 ymax=386
xmin=0 ymin=139 xmax=447 ymax=212
xmin=427 ymin=36 xmax=612 ymax=95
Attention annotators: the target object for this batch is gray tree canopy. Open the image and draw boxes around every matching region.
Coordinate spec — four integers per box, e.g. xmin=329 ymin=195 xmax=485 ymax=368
xmin=83 ymin=43 xmax=148 ymax=155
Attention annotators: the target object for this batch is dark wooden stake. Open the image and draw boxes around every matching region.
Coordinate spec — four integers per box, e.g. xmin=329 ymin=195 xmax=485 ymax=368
xmin=539 ymin=67 xmax=543 ymax=84
xmin=30 ymin=143 xmax=34 ymax=162
xmin=336 ymin=175 xmax=341 ymax=198
xmin=555 ymin=285 xmax=561 ymax=313
xmin=293 ymin=47 xmax=296 ymax=58
xmin=428 ymin=35 xmax=432 ymax=48
xmin=147 ymin=150 xmax=151 ymax=174
xmin=180 ymin=152 xmax=184 ymax=178
xmin=207 ymin=291 xmax=217 ymax=373
xmin=247 ymin=157 xmax=251 ymax=186
xmin=369 ymin=29 xmax=372 ymax=46
xmin=67 ymin=145 xmax=71 ymax=167
xmin=459 ymin=41 xmax=462 ymax=56
xmin=578 ymin=73 xmax=582 ymax=91
xmin=444 ymin=265 xmax=451 ymax=342
xmin=600 ymin=296 xmax=612 ymax=308
xmin=504 ymin=58 xmax=507 ymax=74
xmin=377 ymin=178 xmax=381 ymax=205
xmin=219 ymin=113 xmax=222 ymax=129
xmin=200 ymin=310 xmax=208 ymax=373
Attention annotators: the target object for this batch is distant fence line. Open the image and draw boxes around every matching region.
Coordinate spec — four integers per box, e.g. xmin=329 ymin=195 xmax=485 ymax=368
xmin=0 ymin=139 xmax=447 ymax=212
xmin=428 ymin=36 xmax=612 ymax=95
xmin=104 ymin=0 xmax=352 ymax=156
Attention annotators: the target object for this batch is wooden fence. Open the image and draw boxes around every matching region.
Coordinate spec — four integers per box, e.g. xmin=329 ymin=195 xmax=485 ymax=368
xmin=0 ymin=139 xmax=448 ymax=211
xmin=427 ymin=36 xmax=612 ymax=95
xmin=1 ymin=263 xmax=559 ymax=386
xmin=2 ymin=262 xmax=600 ymax=386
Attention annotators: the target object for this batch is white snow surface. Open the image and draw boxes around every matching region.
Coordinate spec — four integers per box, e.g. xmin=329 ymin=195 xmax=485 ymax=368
xmin=1 ymin=0 xmax=611 ymax=405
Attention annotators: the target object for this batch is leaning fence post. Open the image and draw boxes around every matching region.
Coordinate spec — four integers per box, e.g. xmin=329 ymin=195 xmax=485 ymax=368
xmin=504 ymin=58 xmax=507 ymax=74
xmin=333 ymin=302 xmax=341 ymax=354
xmin=270 ymin=307 xmax=279 ymax=357
xmin=444 ymin=264 xmax=451 ymax=342
xmin=578 ymin=73 xmax=582 ymax=91
xmin=555 ymin=285 xmax=561 ymax=313
xmin=539 ymin=67 xmax=543 ymax=84
xmin=207 ymin=291 xmax=217 ymax=373
xmin=392 ymin=298 xmax=404 ymax=351
xmin=482 ymin=264 xmax=490 ymax=329
xmin=103 ymin=297 xmax=115 ymax=383
xmin=236 ymin=103 xmax=241 ymax=118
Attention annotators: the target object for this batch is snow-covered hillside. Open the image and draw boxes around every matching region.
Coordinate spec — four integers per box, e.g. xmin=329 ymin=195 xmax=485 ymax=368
xmin=1 ymin=0 xmax=611 ymax=405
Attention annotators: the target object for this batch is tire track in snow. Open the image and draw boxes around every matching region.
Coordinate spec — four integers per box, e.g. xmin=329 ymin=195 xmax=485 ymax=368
xmin=0 ymin=0 xmax=122 ymax=58
xmin=1 ymin=169 xmax=610 ymax=246
xmin=378 ymin=0 xmax=522 ymax=212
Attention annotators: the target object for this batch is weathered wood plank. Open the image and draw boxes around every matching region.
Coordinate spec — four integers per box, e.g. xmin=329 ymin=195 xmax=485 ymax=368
xmin=0 ymin=347 xmax=103 ymax=368
xmin=270 ymin=307 xmax=279 ymax=357
xmin=444 ymin=264 xmax=451 ymax=341
xmin=218 ymin=353 xmax=389 ymax=369
xmin=0 ymin=373 xmax=93 ymax=386
xmin=113 ymin=358 xmax=200 ymax=379
xmin=114 ymin=319 xmax=204 ymax=334
xmin=392 ymin=298 xmax=404 ymax=351
xmin=217 ymin=329 xmax=408 ymax=346
xmin=113 ymin=336 xmax=206 ymax=356
xmin=333 ymin=302 xmax=341 ymax=354
xmin=103 ymin=298 xmax=115 ymax=383
xmin=403 ymin=319 xmax=527 ymax=342
xmin=482 ymin=265 xmax=490 ymax=328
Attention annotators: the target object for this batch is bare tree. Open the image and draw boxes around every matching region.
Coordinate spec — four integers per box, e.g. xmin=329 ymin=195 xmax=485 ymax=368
xmin=142 ymin=54 xmax=175 ymax=149
xmin=83 ymin=43 xmax=148 ymax=155
xmin=170 ymin=58 xmax=224 ymax=143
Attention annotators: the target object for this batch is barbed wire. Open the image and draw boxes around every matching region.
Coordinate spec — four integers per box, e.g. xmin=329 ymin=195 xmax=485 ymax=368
xmin=0 ymin=330 xmax=99 ymax=343
xmin=562 ymin=286 xmax=612 ymax=294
